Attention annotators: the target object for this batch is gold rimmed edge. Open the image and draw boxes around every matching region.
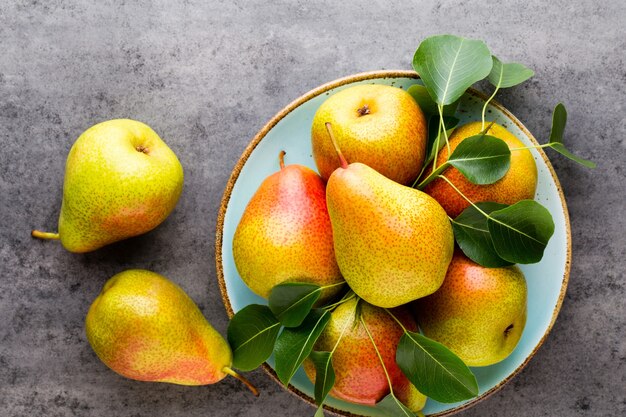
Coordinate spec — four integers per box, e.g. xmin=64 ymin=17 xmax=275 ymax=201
xmin=214 ymin=69 xmax=572 ymax=417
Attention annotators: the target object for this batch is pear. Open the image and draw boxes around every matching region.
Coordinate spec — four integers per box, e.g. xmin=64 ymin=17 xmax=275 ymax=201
xmin=311 ymin=84 xmax=427 ymax=185
xmin=395 ymin=380 xmax=428 ymax=413
xmin=423 ymin=121 xmax=537 ymax=217
xmin=32 ymin=119 xmax=184 ymax=252
xmin=415 ymin=251 xmax=528 ymax=366
xmin=232 ymin=151 xmax=342 ymax=299
xmin=325 ymin=125 xmax=454 ymax=308
xmin=304 ymin=298 xmax=426 ymax=411
xmin=86 ymin=269 xmax=257 ymax=394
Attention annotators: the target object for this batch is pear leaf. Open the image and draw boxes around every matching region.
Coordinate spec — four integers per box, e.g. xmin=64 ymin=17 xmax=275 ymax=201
xmin=408 ymin=84 xmax=461 ymax=117
xmin=547 ymin=103 xmax=596 ymax=168
xmin=488 ymin=200 xmax=555 ymax=264
xmin=227 ymin=304 xmax=281 ymax=371
xmin=269 ymin=282 xmax=322 ymax=327
xmin=274 ymin=309 xmax=330 ymax=386
xmin=451 ymin=202 xmax=513 ymax=267
xmin=413 ymin=34 xmax=492 ymax=105
xmin=309 ymin=351 xmax=335 ymax=408
xmin=407 ymin=84 xmax=439 ymax=116
xmin=443 ymin=97 xmax=461 ymax=117
xmin=447 ymin=134 xmax=511 ymax=184
xmin=549 ymin=102 xmax=567 ymax=143
xmin=377 ymin=393 xmax=415 ymax=417
xmin=396 ymin=331 xmax=478 ymax=403
xmin=314 ymin=408 xmax=325 ymax=417
xmin=487 ymin=56 xmax=534 ymax=89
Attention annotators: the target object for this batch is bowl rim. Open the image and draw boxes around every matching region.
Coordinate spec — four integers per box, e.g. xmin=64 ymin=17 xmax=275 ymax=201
xmin=214 ymin=69 xmax=572 ymax=417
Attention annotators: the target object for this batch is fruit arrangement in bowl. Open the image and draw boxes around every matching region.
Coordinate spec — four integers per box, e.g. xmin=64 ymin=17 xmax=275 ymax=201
xmin=30 ymin=34 xmax=593 ymax=417
xmin=217 ymin=35 xmax=594 ymax=416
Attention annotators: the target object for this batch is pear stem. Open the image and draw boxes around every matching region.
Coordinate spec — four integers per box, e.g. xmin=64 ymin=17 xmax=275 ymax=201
xmin=278 ymin=150 xmax=286 ymax=170
xmin=222 ymin=367 xmax=259 ymax=397
xmin=325 ymin=122 xmax=348 ymax=169
xmin=31 ymin=230 xmax=60 ymax=240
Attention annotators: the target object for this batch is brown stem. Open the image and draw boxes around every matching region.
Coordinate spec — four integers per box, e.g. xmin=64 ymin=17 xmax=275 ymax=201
xmin=278 ymin=150 xmax=286 ymax=170
xmin=325 ymin=122 xmax=348 ymax=169
xmin=222 ymin=367 xmax=259 ymax=397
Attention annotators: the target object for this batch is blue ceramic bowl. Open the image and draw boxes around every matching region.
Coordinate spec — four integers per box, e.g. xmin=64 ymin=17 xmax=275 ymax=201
xmin=215 ymin=70 xmax=571 ymax=416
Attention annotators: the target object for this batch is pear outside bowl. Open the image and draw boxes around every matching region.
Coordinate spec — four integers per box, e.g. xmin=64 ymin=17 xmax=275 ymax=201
xmin=215 ymin=71 xmax=571 ymax=416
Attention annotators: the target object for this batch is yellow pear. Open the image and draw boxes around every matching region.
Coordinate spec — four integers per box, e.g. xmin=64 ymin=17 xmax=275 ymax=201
xmin=232 ymin=151 xmax=342 ymax=299
xmin=85 ymin=269 xmax=256 ymax=393
xmin=325 ymin=127 xmax=454 ymax=307
xmin=415 ymin=252 xmax=527 ymax=366
xmin=423 ymin=122 xmax=537 ymax=217
xmin=311 ymin=84 xmax=427 ymax=185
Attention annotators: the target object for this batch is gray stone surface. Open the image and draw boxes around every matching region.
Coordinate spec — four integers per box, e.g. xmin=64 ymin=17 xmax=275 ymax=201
xmin=0 ymin=0 xmax=624 ymax=416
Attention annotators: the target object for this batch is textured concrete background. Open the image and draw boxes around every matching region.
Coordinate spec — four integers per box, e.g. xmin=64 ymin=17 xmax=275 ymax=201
xmin=1 ymin=1 xmax=624 ymax=416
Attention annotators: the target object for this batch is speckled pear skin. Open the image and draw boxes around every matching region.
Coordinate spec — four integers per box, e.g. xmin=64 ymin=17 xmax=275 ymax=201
xmin=326 ymin=163 xmax=454 ymax=308
xmin=395 ymin=379 xmax=428 ymax=413
xmin=311 ymin=84 xmax=427 ymax=185
xmin=415 ymin=252 xmax=528 ymax=367
xmin=58 ymin=119 xmax=183 ymax=252
xmin=232 ymin=158 xmax=342 ymax=299
xmin=304 ymin=298 xmax=424 ymax=410
xmin=424 ymin=122 xmax=537 ymax=217
xmin=85 ymin=270 xmax=232 ymax=385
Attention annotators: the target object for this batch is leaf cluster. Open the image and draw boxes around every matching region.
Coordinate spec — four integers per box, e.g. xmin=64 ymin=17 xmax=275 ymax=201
xmin=228 ymin=282 xmax=479 ymax=417
xmin=410 ymin=34 xmax=594 ymax=267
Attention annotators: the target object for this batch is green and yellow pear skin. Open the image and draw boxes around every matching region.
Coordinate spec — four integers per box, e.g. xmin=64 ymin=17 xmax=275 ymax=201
xmin=232 ymin=152 xmax=342 ymax=299
xmin=86 ymin=270 xmax=255 ymax=393
xmin=415 ymin=252 xmax=528 ymax=367
xmin=395 ymin=380 xmax=428 ymax=413
xmin=326 ymin=162 xmax=454 ymax=308
xmin=32 ymin=119 xmax=184 ymax=252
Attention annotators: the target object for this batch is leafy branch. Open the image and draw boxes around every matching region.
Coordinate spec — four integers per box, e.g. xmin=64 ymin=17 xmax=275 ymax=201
xmin=481 ymin=56 xmax=534 ymax=130
xmin=415 ymin=122 xmax=510 ymax=190
xmin=440 ymin=175 xmax=555 ymax=264
xmin=511 ymin=103 xmax=596 ymax=168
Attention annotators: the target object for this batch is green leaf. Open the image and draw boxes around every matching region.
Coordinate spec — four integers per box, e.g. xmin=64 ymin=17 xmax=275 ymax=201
xmin=309 ymin=351 xmax=335 ymax=408
xmin=487 ymin=56 xmax=534 ymax=88
xmin=407 ymin=84 xmax=439 ymax=116
xmin=269 ymin=282 xmax=322 ymax=327
xmin=443 ymin=98 xmax=461 ymax=117
xmin=396 ymin=331 xmax=478 ymax=403
xmin=227 ymin=305 xmax=281 ymax=371
xmin=413 ymin=34 xmax=492 ymax=105
xmin=547 ymin=103 xmax=596 ymax=168
xmin=447 ymin=134 xmax=511 ymax=184
xmin=549 ymin=102 xmax=567 ymax=144
xmin=314 ymin=408 xmax=325 ymax=417
xmin=451 ymin=202 xmax=513 ymax=267
xmin=488 ymin=200 xmax=555 ymax=264
xmin=377 ymin=393 xmax=415 ymax=417
xmin=274 ymin=309 xmax=331 ymax=386
xmin=408 ymin=85 xmax=460 ymax=117
xmin=550 ymin=143 xmax=596 ymax=168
